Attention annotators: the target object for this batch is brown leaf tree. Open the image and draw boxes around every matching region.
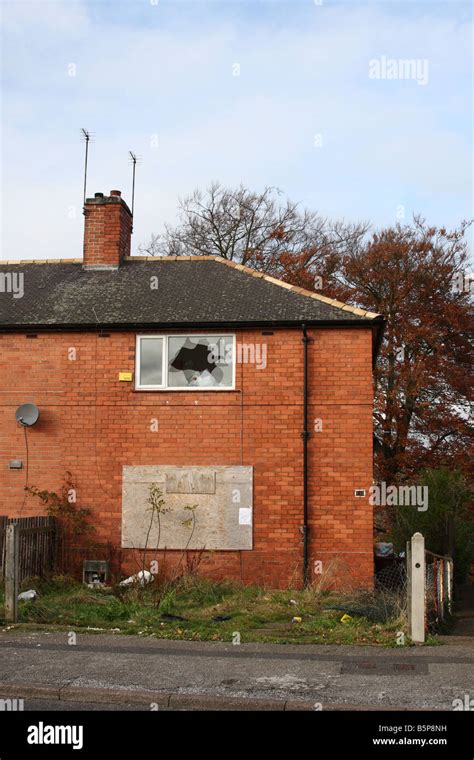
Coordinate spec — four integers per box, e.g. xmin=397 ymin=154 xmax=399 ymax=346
xmin=273 ymin=218 xmax=473 ymax=482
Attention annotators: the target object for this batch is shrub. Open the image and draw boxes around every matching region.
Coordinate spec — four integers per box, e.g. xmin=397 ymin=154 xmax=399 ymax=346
xmin=389 ymin=468 xmax=473 ymax=583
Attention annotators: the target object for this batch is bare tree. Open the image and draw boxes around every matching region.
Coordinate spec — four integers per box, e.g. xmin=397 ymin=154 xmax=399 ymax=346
xmin=138 ymin=182 xmax=368 ymax=272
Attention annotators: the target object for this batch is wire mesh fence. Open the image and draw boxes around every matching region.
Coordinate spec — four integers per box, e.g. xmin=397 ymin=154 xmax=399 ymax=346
xmin=375 ymin=560 xmax=407 ymax=593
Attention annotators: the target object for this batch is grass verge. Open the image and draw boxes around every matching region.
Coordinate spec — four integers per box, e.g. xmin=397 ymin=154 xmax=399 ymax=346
xmin=0 ymin=574 xmax=421 ymax=647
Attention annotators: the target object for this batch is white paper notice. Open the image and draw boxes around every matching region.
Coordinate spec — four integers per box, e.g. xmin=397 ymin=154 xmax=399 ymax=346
xmin=239 ymin=507 xmax=252 ymax=526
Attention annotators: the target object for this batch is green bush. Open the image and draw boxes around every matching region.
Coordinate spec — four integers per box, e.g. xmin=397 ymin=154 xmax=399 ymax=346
xmin=389 ymin=468 xmax=473 ymax=583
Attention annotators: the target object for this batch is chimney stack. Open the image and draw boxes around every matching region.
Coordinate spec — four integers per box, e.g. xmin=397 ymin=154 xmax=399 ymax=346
xmin=83 ymin=191 xmax=132 ymax=269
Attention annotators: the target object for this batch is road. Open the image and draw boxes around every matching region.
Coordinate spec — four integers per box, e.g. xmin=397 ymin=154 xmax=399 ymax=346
xmin=0 ymin=630 xmax=472 ymax=711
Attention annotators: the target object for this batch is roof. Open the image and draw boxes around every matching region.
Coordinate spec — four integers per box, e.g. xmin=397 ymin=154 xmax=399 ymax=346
xmin=0 ymin=255 xmax=383 ymax=331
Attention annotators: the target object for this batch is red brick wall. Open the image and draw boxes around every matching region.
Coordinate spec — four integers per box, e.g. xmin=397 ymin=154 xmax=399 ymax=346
xmin=0 ymin=327 xmax=374 ymax=589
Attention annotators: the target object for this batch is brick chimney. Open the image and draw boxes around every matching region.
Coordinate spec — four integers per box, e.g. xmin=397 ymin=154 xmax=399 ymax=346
xmin=83 ymin=191 xmax=132 ymax=269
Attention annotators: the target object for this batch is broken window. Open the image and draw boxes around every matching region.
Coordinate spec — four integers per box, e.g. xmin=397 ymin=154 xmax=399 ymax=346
xmin=168 ymin=335 xmax=234 ymax=388
xmin=136 ymin=334 xmax=235 ymax=390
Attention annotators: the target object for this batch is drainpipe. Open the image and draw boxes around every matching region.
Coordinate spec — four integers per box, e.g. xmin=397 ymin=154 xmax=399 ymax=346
xmin=301 ymin=324 xmax=310 ymax=587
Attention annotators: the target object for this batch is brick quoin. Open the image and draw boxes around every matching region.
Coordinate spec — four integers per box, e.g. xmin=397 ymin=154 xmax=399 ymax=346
xmin=0 ymin=326 xmax=375 ymax=589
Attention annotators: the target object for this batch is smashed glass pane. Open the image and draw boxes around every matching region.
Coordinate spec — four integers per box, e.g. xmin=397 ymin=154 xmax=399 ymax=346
xmin=168 ymin=335 xmax=233 ymax=388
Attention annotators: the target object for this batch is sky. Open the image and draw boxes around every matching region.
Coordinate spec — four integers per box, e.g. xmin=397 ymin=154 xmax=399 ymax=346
xmin=0 ymin=0 xmax=472 ymax=260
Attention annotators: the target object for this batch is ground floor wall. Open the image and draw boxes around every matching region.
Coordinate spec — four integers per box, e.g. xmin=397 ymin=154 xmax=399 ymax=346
xmin=0 ymin=327 xmax=375 ymax=589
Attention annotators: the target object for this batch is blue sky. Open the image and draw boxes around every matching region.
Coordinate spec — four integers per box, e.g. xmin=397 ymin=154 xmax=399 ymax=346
xmin=1 ymin=0 xmax=472 ymax=260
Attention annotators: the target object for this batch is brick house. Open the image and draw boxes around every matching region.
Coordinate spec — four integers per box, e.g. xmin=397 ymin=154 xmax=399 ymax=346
xmin=0 ymin=190 xmax=384 ymax=589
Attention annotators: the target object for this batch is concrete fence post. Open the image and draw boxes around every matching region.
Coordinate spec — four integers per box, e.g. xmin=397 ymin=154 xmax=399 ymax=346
xmin=408 ymin=532 xmax=425 ymax=644
xmin=5 ymin=523 xmax=20 ymax=623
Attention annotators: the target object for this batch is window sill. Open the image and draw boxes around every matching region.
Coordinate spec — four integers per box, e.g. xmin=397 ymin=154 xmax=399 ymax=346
xmin=133 ymin=387 xmax=240 ymax=393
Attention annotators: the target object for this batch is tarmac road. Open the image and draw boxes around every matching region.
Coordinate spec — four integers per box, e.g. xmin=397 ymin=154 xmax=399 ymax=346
xmin=0 ymin=630 xmax=472 ymax=711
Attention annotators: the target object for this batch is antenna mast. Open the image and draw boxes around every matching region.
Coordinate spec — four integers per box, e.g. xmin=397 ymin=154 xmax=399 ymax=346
xmin=81 ymin=128 xmax=94 ymax=207
xmin=128 ymin=151 xmax=140 ymax=232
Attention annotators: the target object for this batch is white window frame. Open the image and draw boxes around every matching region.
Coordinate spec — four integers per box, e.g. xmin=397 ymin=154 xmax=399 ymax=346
xmin=135 ymin=334 xmax=236 ymax=391
xmin=135 ymin=335 xmax=166 ymax=390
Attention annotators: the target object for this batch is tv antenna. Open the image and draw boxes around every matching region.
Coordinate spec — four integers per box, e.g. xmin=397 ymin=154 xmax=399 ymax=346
xmin=81 ymin=128 xmax=95 ymax=206
xmin=128 ymin=151 xmax=141 ymax=232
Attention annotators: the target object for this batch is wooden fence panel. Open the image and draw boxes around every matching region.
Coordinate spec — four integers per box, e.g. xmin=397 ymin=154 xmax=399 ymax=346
xmin=0 ymin=516 xmax=56 ymax=582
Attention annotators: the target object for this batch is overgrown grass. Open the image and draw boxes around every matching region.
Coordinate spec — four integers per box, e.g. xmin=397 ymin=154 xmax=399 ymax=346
xmin=0 ymin=575 xmax=413 ymax=647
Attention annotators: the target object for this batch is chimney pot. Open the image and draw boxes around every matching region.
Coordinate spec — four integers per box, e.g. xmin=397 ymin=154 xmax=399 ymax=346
xmin=94 ymin=192 xmax=104 ymax=198
xmin=110 ymin=190 xmax=121 ymax=197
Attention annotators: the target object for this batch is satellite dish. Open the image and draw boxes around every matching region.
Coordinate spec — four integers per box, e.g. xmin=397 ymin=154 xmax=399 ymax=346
xmin=15 ymin=403 xmax=40 ymax=427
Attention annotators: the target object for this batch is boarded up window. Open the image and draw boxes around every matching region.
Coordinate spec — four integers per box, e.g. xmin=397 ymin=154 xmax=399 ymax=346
xmin=122 ymin=465 xmax=253 ymax=550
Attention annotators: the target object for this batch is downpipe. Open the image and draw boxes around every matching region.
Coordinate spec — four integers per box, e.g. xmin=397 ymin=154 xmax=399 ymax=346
xmin=301 ymin=324 xmax=310 ymax=588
